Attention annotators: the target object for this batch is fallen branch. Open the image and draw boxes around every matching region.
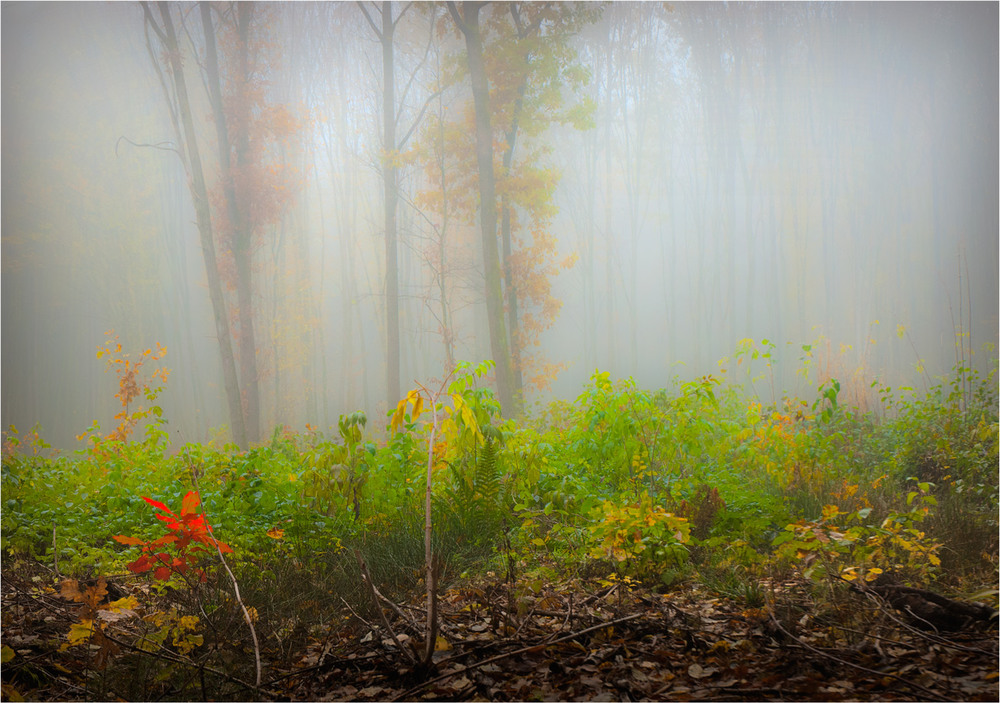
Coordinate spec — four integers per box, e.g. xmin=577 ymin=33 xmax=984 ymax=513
xmin=853 ymin=587 xmax=997 ymax=656
xmin=850 ymin=577 xmax=997 ymax=632
xmin=355 ymin=549 xmax=418 ymax=664
xmin=99 ymin=627 xmax=274 ymax=697
xmin=767 ymin=610 xmax=954 ymax=702
xmin=393 ymin=612 xmax=644 ymax=701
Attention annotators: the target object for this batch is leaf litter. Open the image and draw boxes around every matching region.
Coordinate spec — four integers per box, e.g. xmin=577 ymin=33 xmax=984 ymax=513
xmin=2 ymin=559 xmax=996 ymax=701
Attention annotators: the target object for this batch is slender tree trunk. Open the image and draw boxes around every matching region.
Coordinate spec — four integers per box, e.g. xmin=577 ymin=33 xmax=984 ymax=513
xmin=436 ymin=100 xmax=456 ymax=371
xmin=603 ymin=24 xmax=616 ymax=375
xmin=448 ymin=1 xmax=517 ymax=416
xmin=232 ymin=4 xmax=261 ymax=443
xmin=201 ymin=2 xmax=261 ymax=444
xmin=499 ymin=15 xmax=530 ymax=400
xmin=585 ymin=130 xmax=598 ymax=371
xmin=499 ymin=201 xmax=522 ymax=395
xmin=380 ymin=3 xmax=402 ymax=407
xmin=148 ymin=1 xmax=247 ymax=447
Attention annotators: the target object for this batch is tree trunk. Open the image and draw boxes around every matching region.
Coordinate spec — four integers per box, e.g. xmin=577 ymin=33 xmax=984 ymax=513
xmin=149 ymin=1 xmax=247 ymax=447
xmin=603 ymin=22 xmax=616 ymax=376
xmin=232 ymin=3 xmax=261 ymax=443
xmin=448 ymin=1 xmax=517 ymax=416
xmin=381 ymin=3 xmax=401 ymax=408
xmin=201 ymin=3 xmax=260 ymax=444
xmin=435 ymin=99 xmax=456 ymax=371
xmin=498 ymin=5 xmax=533 ymax=399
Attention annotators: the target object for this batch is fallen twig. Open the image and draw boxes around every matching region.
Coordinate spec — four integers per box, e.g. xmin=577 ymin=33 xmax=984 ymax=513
xmin=356 ymin=549 xmax=418 ymax=664
xmin=767 ymin=610 xmax=955 ymax=702
xmin=99 ymin=627 xmax=275 ymax=698
xmin=393 ymin=612 xmax=645 ymax=701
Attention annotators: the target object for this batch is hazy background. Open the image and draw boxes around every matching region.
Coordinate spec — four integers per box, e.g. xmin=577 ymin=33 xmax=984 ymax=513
xmin=3 ymin=1 xmax=997 ymax=450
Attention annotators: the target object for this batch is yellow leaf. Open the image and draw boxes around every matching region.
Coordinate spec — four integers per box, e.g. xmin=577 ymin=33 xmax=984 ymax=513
xmin=67 ymin=620 xmax=96 ymax=646
xmin=412 ymin=394 xmax=423 ymax=420
xmin=391 ymin=396 xmax=409 ymax=434
xmin=267 ymin=528 xmax=285 ymax=539
xmin=105 ymin=596 xmax=139 ymax=613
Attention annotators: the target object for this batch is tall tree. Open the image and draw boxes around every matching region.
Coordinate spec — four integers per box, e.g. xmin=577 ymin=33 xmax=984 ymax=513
xmin=358 ymin=2 xmax=403 ymax=408
xmin=359 ymin=1 xmax=441 ymax=409
xmin=201 ymin=2 xmax=261 ymax=443
xmin=141 ymin=1 xmax=248 ymax=446
xmin=486 ymin=2 xmax=598 ymax=393
xmin=445 ymin=1 xmax=517 ymax=415
xmin=204 ymin=3 xmax=303 ymax=443
xmin=429 ymin=2 xmax=595 ymax=406
xmin=142 ymin=2 xmax=302 ymax=446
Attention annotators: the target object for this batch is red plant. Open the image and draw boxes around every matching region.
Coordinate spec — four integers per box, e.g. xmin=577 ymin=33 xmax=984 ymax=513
xmin=114 ymin=491 xmax=232 ymax=583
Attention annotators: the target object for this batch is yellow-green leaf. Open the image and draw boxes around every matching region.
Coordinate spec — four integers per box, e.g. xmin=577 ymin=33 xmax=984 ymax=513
xmin=391 ymin=396 xmax=409 ymax=434
xmin=105 ymin=596 xmax=140 ymax=613
xmin=67 ymin=620 xmax=96 ymax=646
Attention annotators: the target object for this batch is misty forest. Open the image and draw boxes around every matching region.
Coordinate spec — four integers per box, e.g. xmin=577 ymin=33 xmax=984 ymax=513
xmin=1 ymin=2 xmax=998 ymax=701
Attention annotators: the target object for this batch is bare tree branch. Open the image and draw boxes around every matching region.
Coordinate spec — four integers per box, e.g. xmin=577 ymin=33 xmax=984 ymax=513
xmin=115 ymin=135 xmax=181 ymax=160
xmin=357 ymin=1 xmax=382 ymax=39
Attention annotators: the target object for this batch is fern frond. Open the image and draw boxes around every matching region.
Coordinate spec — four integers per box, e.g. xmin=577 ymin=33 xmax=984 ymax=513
xmin=474 ymin=438 xmax=500 ymax=503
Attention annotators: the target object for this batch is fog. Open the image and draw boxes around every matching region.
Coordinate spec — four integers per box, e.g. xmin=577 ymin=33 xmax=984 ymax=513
xmin=2 ymin=1 xmax=997 ymax=449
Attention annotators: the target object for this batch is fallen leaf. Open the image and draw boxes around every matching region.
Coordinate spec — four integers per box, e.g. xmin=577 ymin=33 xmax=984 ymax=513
xmin=688 ymin=663 xmax=718 ymax=679
xmin=447 ymin=675 xmax=471 ymax=690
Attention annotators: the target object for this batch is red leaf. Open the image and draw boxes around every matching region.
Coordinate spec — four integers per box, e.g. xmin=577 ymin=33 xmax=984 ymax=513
xmin=149 ymin=535 xmax=178 ymax=548
xmin=156 ymin=513 xmax=182 ymax=528
xmin=203 ymin=536 xmax=233 ymax=553
xmin=142 ymin=496 xmax=172 ymax=514
xmin=181 ymin=491 xmax=200 ymax=516
xmin=128 ymin=556 xmax=151 ymax=573
xmin=153 ymin=566 xmax=172 ymax=581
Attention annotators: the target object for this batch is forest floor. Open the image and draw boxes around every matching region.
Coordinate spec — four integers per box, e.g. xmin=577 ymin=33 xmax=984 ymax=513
xmin=2 ymin=558 xmax=997 ymax=702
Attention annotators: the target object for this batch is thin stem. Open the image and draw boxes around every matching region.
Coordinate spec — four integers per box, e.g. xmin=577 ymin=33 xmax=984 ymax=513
xmin=191 ymin=471 xmax=261 ymax=689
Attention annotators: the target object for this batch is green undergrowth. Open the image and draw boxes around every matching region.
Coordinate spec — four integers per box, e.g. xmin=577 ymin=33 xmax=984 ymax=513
xmin=3 ymin=347 xmax=998 ymax=622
